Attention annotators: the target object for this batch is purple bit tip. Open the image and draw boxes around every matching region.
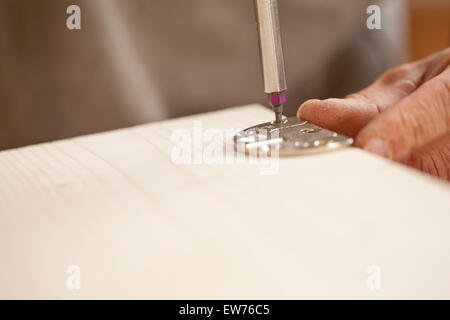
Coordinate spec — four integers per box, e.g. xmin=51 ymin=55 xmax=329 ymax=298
xmin=268 ymin=92 xmax=287 ymax=105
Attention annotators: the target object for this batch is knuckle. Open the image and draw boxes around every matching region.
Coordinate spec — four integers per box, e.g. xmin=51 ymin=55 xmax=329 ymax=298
xmin=429 ymin=47 xmax=450 ymax=64
xmin=398 ymin=74 xmax=450 ymax=144
xmin=424 ymin=75 xmax=450 ymax=128
xmin=379 ymin=63 xmax=416 ymax=85
xmin=411 ymin=148 xmax=450 ymax=180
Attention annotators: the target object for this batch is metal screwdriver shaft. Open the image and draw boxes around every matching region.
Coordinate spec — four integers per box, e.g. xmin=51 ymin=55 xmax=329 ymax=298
xmin=254 ymin=0 xmax=287 ymax=124
xmin=235 ymin=0 xmax=353 ymax=156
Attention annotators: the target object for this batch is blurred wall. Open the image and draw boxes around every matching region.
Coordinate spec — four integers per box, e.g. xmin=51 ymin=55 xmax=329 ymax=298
xmin=409 ymin=0 xmax=450 ymax=61
xmin=0 ymin=0 xmax=407 ymax=150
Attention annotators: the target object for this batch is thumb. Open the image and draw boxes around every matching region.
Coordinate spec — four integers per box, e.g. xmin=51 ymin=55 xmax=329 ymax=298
xmin=297 ymin=61 xmax=424 ymax=138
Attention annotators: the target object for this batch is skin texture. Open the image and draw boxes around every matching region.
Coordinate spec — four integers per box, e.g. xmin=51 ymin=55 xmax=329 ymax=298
xmin=298 ymin=48 xmax=450 ymax=181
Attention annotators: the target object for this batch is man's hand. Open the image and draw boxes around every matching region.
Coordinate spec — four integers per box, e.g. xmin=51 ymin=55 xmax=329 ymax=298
xmin=297 ymin=48 xmax=450 ymax=181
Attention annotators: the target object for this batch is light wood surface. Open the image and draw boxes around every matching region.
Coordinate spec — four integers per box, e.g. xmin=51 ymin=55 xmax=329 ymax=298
xmin=0 ymin=105 xmax=449 ymax=299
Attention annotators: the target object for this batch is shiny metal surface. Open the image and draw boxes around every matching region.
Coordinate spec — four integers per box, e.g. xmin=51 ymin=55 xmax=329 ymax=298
xmin=234 ymin=117 xmax=353 ymax=157
xmin=254 ymin=0 xmax=287 ymax=94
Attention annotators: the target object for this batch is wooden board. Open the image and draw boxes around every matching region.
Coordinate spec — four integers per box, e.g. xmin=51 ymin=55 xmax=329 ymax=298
xmin=0 ymin=105 xmax=449 ymax=299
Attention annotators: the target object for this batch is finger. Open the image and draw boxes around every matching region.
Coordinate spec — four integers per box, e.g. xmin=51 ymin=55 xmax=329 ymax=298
xmin=405 ymin=134 xmax=450 ymax=181
xmin=297 ymin=98 xmax=379 ymax=138
xmin=297 ymin=58 xmax=429 ymax=137
xmin=420 ymin=47 xmax=450 ymax=81
xmin=357 ymin=67 xmax=450 ymax=161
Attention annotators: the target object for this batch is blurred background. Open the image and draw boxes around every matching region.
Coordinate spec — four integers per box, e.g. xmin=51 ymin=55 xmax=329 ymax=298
xmin=0 ymin=0 xmax=448 ymax=150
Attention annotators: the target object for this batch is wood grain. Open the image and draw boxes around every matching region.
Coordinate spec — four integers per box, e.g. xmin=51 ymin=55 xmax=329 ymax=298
xmin=0 ymin=105 xmax=449 ymax=299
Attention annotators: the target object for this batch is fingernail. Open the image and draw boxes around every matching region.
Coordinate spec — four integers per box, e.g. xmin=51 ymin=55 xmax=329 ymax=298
xmin=364 ymin=138 xmax=387 ymax=157
xmin=297 ymin=99 xmax=321 ymax=118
